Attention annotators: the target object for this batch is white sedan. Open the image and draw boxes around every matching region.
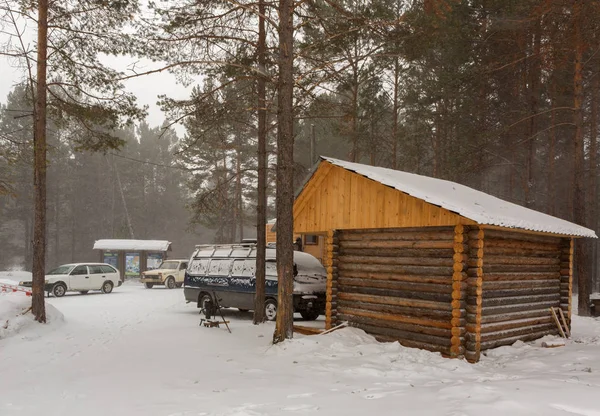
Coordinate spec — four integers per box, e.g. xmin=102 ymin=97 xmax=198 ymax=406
xmin=19 ymin=263 xmax=122 ymax=297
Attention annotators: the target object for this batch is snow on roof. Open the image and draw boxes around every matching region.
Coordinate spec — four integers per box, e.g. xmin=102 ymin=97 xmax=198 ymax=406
xmin=93 ymin=239 xmax=171 ymax=252
xmin=322 ymin=157 xmax=597 ymax=238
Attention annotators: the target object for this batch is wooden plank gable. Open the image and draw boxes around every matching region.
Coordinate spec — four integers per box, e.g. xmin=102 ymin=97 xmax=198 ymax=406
xmin=294 ymin=162 xmax=472 ymax=233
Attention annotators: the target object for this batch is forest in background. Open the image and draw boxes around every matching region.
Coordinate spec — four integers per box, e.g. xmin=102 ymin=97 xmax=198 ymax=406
xmin=0 ymin=85 xmax=213 ymax=268
xmin=1 ymin=0 xmax=599 ymax=294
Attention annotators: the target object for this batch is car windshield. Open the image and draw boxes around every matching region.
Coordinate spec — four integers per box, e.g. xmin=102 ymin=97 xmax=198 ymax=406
xmin=158 ymin=261 xmax=178 ymax=270
xmin=47 ymin=265 xmax=75 ymax=275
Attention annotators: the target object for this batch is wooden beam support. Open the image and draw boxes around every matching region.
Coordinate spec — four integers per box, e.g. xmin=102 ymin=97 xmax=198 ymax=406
xmin=450 ymin=224 xmax=467 ymax=357
xmin=324 ymin=229 xmax=336 ymax=330
xmin=465 ymin=226 xmax=484 ymax=362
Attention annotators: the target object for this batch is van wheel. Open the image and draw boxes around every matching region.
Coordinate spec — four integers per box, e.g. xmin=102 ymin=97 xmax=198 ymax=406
xmin=264 ymin=299 xmax=277 ymax=321
xmin=199 ymin=293 xmax=215 ymax=318
xmin=144 ymin=283 xmax=153 ymax=289
xmin=102 ymin=281 xmax=114 ymax=294
xmin=300 ymin=309 xmax=320 ymax=321
xmin=165 ymin=277 xmax=176 ymax=289
xmin=52 ymin=283 xmax=67 ymax=298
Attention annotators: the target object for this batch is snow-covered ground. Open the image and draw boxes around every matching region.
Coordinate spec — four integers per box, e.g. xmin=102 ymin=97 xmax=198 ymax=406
xmin=1 ymin=282 xmax=600 ymax=416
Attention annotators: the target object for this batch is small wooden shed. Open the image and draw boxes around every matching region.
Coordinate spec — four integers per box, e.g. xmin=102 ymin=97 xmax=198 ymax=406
xmin=294 ymin=157 xmax=596 ymax=362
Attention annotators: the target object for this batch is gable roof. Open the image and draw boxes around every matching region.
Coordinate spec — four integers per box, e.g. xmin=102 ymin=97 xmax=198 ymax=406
xmin=93 ymin=239 xmax=172 ymax=252
xmin=320 ymin=157 xmax=596 ymax=238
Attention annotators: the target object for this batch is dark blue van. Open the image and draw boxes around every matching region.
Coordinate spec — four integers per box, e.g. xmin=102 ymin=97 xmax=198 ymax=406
xmin=183 ymin=244 xmax=327 ymax=321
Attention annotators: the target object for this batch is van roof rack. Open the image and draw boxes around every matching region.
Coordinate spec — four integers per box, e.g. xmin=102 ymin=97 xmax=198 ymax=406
xmin=192 ymin=243 xmax=262 ymax=259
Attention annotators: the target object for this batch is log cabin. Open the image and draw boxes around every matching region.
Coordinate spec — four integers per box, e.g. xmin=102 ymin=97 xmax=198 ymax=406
xmin=293 ymin=157 xmax=596 ymax=362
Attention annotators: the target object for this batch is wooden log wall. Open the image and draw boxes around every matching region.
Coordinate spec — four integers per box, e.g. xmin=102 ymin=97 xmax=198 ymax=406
xmin=451 ymin=224 xmax=467 ymax=358
xmin=334 ymin=226 xmax=456 ymax=356
xmin=325 ymin=230 xmax=339 ymax=329
xmin=465 ymin=227 xmax=483 ymax=362
xmin=467 ymin=228 xmax=564 ymax=355
xmin=560 ymin=238 xmax=573 ymax=324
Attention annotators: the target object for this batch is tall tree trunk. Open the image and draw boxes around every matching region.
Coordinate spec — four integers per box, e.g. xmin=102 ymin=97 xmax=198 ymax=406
xmin=54 ymin=178 xmax=59 ymax=265
xmin=351 ymin=61 xmax=359 ymax=162
xmin=549 ymin=78 xmax=557 ymax=216
xmin=115 ymin=159 xmax=134 ymax=239
xmin=32 ymin=0 xmax=48 ymax=323
xmin=525 ymin=19 xmax=541 ymax=208
xmin=236 ymin=149 xmax=243 ymax=241
xmin=254 ymin=0 xmax=267 ymax=324
xmin=273 ymin=0 xmax=295 ymax=343
xmin=24 ymin=214 xmax=32 ymax=271
xmin=392 ymin=58 xmax=400 ymax=169
xmin=573 ymin=0 xmax=591 ymax=316
xmin=590 ymin=72 xmax=599 ymax=292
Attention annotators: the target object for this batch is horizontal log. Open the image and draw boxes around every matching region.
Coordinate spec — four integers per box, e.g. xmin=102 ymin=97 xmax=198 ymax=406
xmin=471 ymin=316 xmax=554 ymax=334
xmin=338 ymin=270 xmax=454 ymax=285
xmin=474 ymin=246 xmax=561 ymax=258
xmin=338 ymin=284 xmax=453 ymax=302
xmin=338 ymin=277 xmax=455 ymax=294
xmin=467 ymin=293 xmax=560 ymax=307
xmin=464 ymin=350 xmax=480 ymax=363
xmin=338 ymin=263 xmax=454 ymax=277
xmin=337 ymin=312 xmax=452 ymax=338
xmin=482 ymin=238 xmax=560 ymax=252
xmin=338 ymin=291 xmax=452 ymax=311
xmin=468 ymin=271 xmax=560 ymax=281
xmin=339 ymin=284 xmax=453 ymax=302
xmin=347 ymin=321 xmax=451 ymax=347
xmin=340 ymin=226 xmax=456 ymax=235
xmin=340 ymin=247 xmax=456 ymax=258
xmin=466 ymin=299 xmax=560 ymax=316
xmin=467 ymin=328 xmax=557 ymax=351
xmin=477 ymin=228 xmax=562 ymax=244
xmin=467 ymin=279 xmax=560 ymax=290
xmin=469 ymin=287 xmax=560 ymax=299
xmin=338 ymin=299 xmax=455 ymax=320
xmin=338 ymin=255 xmax=454 ymax=267
xmin=477 ymin=256 xmax=561 ymax=266
xmin=372 ymin=334 xmax=454 ymax=356
xmin=339 ymin=230 xmax=456 ymax=241
xmin=480 ymin=264 xmax=560 ymax=273
xmin=480 ymin=322 xmax=557 ymax=343
xmin=466 ymin=308 xmax=551 ymax=324
xmin=339 ymin=240 xmax=455 ymax=250
xmin=338 ymin=262 xmax=454 ymax=276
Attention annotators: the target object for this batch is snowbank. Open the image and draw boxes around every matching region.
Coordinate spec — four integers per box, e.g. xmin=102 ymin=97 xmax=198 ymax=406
xmin=0 ymin=293 xmax=64 ymax=340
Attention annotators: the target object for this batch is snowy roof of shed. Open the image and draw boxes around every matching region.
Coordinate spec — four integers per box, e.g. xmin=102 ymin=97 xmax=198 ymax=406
xmin=93 ymin=239 xmax=172 ymax=252
xmin=321 ymin=157 xmax=597 ymax=238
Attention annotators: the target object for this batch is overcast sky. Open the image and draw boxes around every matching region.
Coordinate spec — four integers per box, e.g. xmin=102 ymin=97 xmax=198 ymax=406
xmin=0 ymin=53 xmax=192 ymax=136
